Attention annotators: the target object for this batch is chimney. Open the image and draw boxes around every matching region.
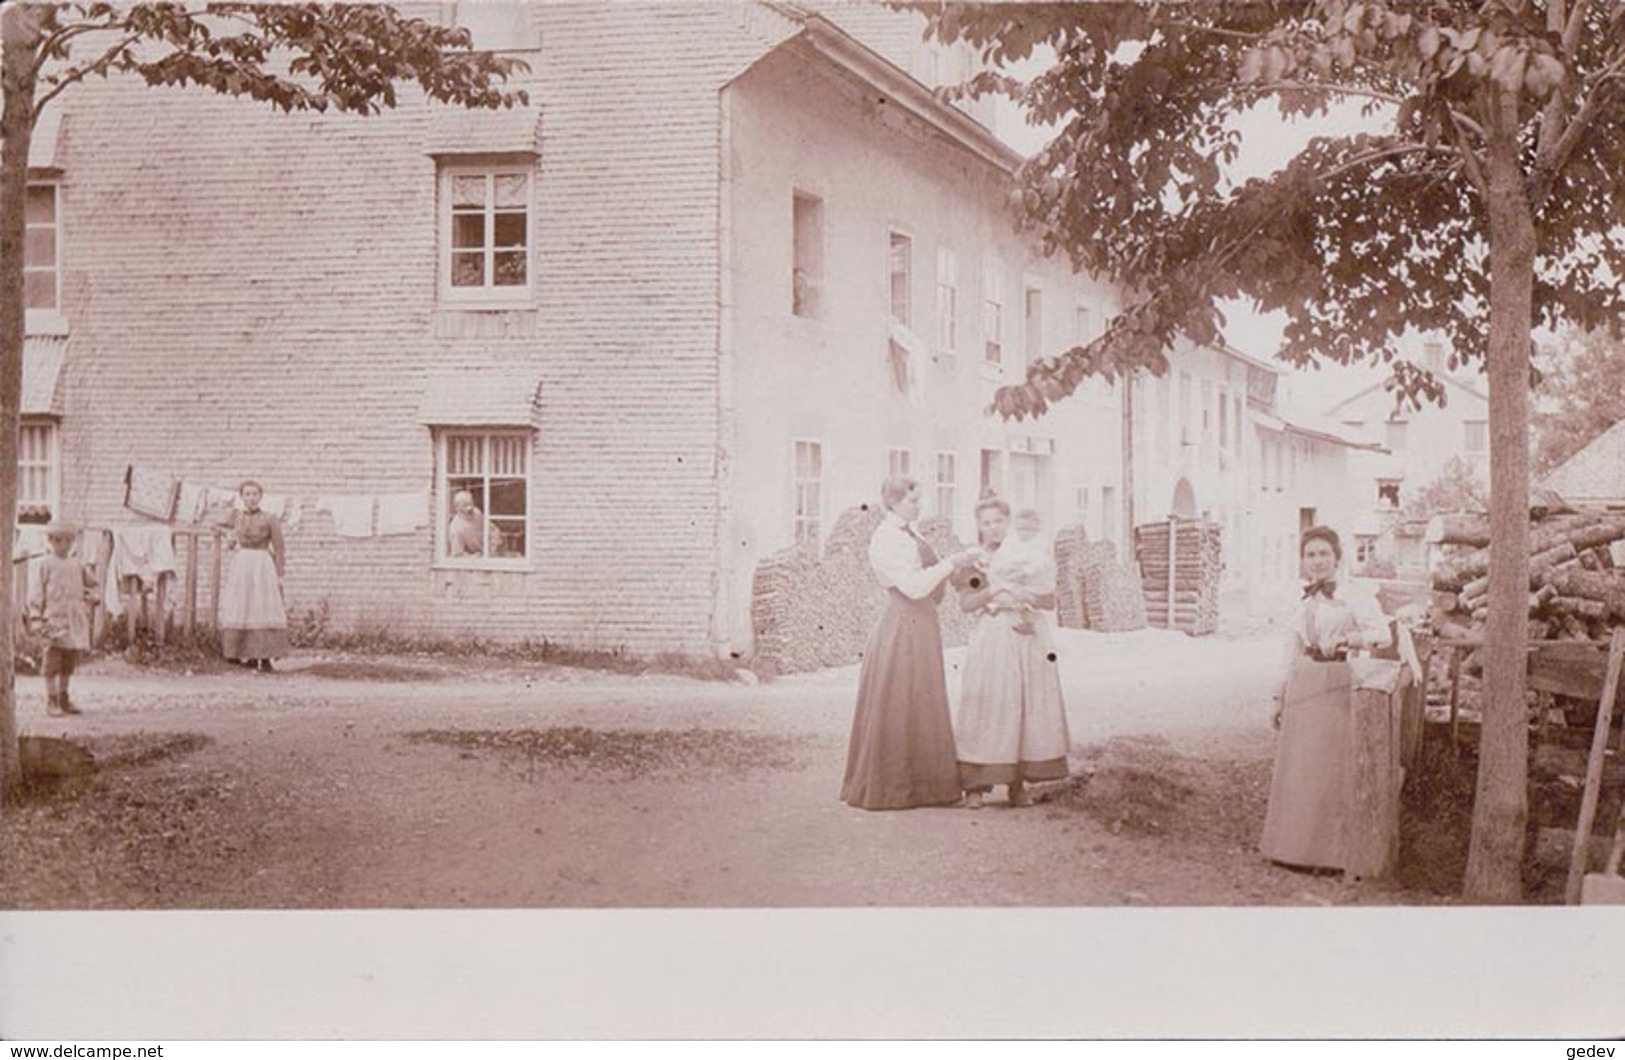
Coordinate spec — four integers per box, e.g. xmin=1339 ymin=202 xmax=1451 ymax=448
xmin=1422 ymin=339 xmax=1447 ymax=377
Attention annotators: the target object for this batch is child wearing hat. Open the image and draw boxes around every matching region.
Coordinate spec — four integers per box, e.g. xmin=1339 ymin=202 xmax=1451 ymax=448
xmin=27 ymin=521 xmax=98 ymax=716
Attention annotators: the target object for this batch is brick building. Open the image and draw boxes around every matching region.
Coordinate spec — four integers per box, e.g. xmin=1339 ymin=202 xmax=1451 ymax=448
xmin=18 ymin=1 xmax=1137 ymax=658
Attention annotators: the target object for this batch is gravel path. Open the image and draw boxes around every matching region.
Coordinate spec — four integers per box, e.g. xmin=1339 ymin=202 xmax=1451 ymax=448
xmin=1 ymin=628 xmax=1448 ymax=908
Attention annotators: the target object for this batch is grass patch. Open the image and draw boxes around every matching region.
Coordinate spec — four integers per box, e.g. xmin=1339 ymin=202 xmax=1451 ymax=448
xmin=402 ymin=726 xmax=808 ymax=779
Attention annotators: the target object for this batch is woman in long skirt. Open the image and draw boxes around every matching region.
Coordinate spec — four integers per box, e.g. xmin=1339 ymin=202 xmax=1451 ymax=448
xmin=841 ymin=475 xmax=978 ymax=810
xmin=954 ymin=496 xmax=1071 ymax=809
xmin=1260 ymin=525 xmax=1392 ymax=871
xmin=219 ymin=480 xmax=290 ymax=672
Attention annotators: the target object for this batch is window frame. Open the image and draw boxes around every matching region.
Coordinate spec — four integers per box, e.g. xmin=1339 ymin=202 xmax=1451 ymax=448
xmin=887 ymin=227 xmax=914 ymax=328
xmin=17 ymin=418 xmax=60 ymax=518
xmin=934 ymin=451 xmax=956 ymax=526
xmin=434 ymin=427 xmax=535 ymax=570
xmin=791 ymin=190 xmax=825 ymax=319
xmin=1463 ymin=419 xmax=1488 ymax=455
xmin=887 ymin=446 xmax=912 ymax=479
xmin=438 ymin=160 xmax=536 ymax=307
xmin=792 ymin=438 xmax=824 ymax=550
xmin=24 ymin=181 xmax=65 ymax=332
xmin=936 ymin=246 xmax=959 ymax=355
xmin=982 ymin=257 xmax=1004 ymax=368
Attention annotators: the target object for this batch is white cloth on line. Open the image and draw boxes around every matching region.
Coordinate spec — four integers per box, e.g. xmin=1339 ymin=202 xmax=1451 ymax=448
xmin=317 ymin=496 xmax=375 ymax=538
xmin=376 ymin=490 xmax=429 ymax=536
xmin=175 ymin=481 xmax=207 ymax=524
xmin=103 ymin=525 xmax=179 ymax=618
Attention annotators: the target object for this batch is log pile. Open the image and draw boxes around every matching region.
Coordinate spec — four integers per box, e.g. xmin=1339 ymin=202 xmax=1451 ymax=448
xmin=1078 ymin=541 xmax=1148 ymax=633
xmin=1052 ymin=523 xmax=1091 ymax=630
xmin=1428 ymin=506 xmax=1625 ymax=641
xmin=1134 ymin=518 xmax=1222 ymax=636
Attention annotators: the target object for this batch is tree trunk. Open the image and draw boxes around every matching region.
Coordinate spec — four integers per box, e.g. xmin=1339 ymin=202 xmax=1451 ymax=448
xmin=0 ymin=6 xmax=42 ymax=804
xmin=1464 ymin=87 xmax=1537 ymax=903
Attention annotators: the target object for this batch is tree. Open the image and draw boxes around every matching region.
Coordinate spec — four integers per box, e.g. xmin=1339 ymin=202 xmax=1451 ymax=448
xmin=1405 ymin=456 xmax=1490 ymax=520
xmin=919 ymin=1 xmax=1625 ymax=900
xmin=0 ymin=2 xmax=526 ymax=801
xmin=1531 ymin=326 xmax=1625 ymax=477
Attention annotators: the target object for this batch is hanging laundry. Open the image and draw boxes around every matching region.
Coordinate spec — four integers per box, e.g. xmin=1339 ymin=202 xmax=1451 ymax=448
xmin=174 ymin=484 xmax=208 ymax=526
xmin=102 ymin=525 xmax=179 ymax=619
xmin=375 ymin=490 xmax=429 ymax=536
xmin=316 ymin=496 xmax=376 ymax=538
xmin=123 ymin=465 xmax=179 ymax=522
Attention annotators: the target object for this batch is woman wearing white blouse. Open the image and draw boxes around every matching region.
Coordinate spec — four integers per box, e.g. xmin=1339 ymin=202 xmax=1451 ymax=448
xmin=841 ymin=475 xmax=980 ymax=810
xmin=1260 ymin=525 xmax=1393 ymax=871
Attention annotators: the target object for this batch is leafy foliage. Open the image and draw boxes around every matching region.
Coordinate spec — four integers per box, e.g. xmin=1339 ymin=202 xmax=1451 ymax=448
xmin=1404 ymin=455 xmax=1490 ymax=519
xmin=1531 ymin=326 xmax=1625 ymax=476
xmin=914 ymin=1 xmax=1625 ymax=420
xmin=31 ymin=2 xmax=529 ymax=118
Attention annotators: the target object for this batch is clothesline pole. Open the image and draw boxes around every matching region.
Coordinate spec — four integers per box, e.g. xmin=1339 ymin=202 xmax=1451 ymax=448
xmin=183 ymin=533 xmax=199 ymax=637
xmin=210 ymin=531 xmax=223 ymax=631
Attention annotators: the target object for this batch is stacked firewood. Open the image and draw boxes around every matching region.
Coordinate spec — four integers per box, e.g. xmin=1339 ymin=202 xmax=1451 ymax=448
xmin=1134 ymin=518 xmax=1222 ymax=636
xmin=1052 ymin=523 xmax=1091 ymax=629
xmin=1079 ymin=541 xmax=1148 ymax=632
xmin=1428 ymin=503 xmax=1625 ymax=642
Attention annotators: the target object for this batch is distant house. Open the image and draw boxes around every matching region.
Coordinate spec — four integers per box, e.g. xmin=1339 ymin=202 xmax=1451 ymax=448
xmin=1543 ymin=419 xmax=1625 ymax=511
xmin=1322 ymin=340 xmax=1490 ymax=569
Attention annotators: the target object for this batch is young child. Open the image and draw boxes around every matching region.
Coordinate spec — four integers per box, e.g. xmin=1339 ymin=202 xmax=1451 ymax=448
xmin=27 ymin=521 xmax=98 ymax=716
xmin=988 ymin=508 xmax=1052 ymax=635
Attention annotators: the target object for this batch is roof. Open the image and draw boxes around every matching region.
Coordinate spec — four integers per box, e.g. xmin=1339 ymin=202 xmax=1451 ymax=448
xmin=1542 ymin=419 xmax=1625 ymax=504
xmin=761 ymin=2 xmax=1023 ymax=174
xmin=1324 ymin=370 xmax=1488 ymax=418
xmin=1215 ymin=342 xmax=1280 ymax=376
xmin=22 ymin=337 xmax=66 ymax=418
xmin=1253 ymin=408 xmax=1385 ymax=451
xmin=418 ymin=370 xmax=543 ymax=427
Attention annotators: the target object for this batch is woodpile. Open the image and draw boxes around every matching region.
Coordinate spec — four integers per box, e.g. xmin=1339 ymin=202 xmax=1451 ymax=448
xmin=1052 ymin=523 xmax=1090 ymax=629
xmin=1134 ymin=517 xmax=1222 ymax=636
xmin=1078 ymin=541 xmax=1148 ymax=632
xmin=1428 ymin=503 xmax=1625 ymax=640
xmin=749 ymin=505 xmax=976 ymax=676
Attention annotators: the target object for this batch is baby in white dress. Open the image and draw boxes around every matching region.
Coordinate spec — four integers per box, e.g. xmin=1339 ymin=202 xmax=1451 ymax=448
xmin=989 ymin=509 xmax=1053 ymax=635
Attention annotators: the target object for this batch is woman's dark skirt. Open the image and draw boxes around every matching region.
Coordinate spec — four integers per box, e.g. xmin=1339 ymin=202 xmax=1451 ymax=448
xmin=840 ymin=589 xmax=963 ymax=810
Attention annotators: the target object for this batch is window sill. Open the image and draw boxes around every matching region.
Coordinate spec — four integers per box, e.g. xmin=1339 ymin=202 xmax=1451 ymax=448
xmin=25 ymin=310 xmax=68 ymax=337
xmin=434 ymin=560 xmax=533 ymax=574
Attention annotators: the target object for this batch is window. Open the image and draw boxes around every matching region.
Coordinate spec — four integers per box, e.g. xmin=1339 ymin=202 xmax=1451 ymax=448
xmin=1218 ymin=388 xmax=1229 ymax=451
xmin=25 ymin=184 xmax=58 ymax=312
xmin=793 ymin=440 xmax=823 ymax=548
xmin=936 ymin=247 xmax=958 ymax=352
xmin=1076 ymin=485 xmax=1090 ymax=525
xmin=1179 ymin=371 xmax=1193 ymax=445
xmin=1464 ymin=419 xmax=1488 ymax=454
xmin=982 ymin=259 xmax=1004 ymax=366
xmin=935 ymin=452 xmax=956 ymax=523
xmin=1101 ymin=485 xmax=1118 ymax=544
xmin=979 ymin=447 xmax=1004 ymax=496
xmin=442 ymin=164 xmax=532 ymax=301
xmin=1274 ymin=438 xmax=1285 ymax=492
xmin=1201 ymin=379 xmax=1213 ymax=442
xmin=1023 ymin=285 xmax=1043 ymax=364
xmin=1377 ymin=479 xmax=1402 ymax=508
xmin=888 ymin=447 xmax=912 ymax=478
xmin=1074 ymin=302 xmax=1093 ymax=345
xmin=18 ymin=421 xmax=58 ymax=518
xmin=1233 ymin=394 xmax=1243 ymax=454
xmin=792 ymin=192 xmax=824 ymax=317
xmin=888 ymin=231 xmax=912 ymax=326
xmin=438 ymin=430 xmax=531 ymax=564
xmin=1385 ymin=419 xmax=1409 ymax=453
xmin=1157 ymin=374 xmax=1172 ymax=461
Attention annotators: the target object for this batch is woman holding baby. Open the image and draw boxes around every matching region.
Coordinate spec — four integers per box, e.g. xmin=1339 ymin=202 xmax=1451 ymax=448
xmin=953 ymin=494 xmax=1071 ymax=808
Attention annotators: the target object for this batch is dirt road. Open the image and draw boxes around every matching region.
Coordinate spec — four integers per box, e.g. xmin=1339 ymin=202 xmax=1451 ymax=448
xmin=1 ymin=628 xmax=1445 ymax=908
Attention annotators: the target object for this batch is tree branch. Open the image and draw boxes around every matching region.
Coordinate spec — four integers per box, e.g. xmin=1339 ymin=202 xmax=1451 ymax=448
xmin=1315 ymin=142 xmax=1450 ymax=184
xmin=1532 ymin=51 xmax=1625 ymax=209
xmin=34 ymin=18 xmax=113 ymax=65
xmin=1152 ymin=16 xmax=1272 ymax=44
xmin=1561 ymin=0 xmax=1591 ymax=54
xmin=33 ymin=31 xmax=142 ymax=115
xmin=1238 ymin=80 xmax=1408 ymax=108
